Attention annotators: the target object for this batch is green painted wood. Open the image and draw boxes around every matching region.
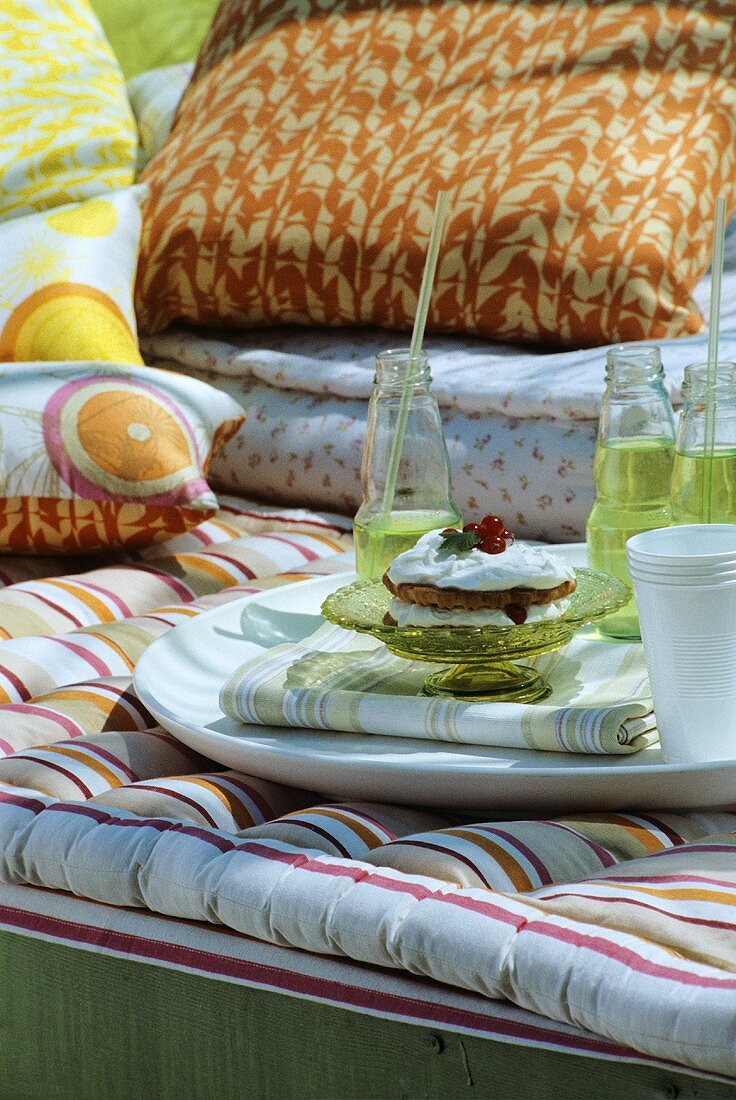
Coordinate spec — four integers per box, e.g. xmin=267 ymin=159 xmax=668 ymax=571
xmin=0 ymin=930 xmax=732 ymax=1100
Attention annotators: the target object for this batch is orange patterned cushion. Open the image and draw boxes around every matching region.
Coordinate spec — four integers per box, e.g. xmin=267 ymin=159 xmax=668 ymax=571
xmin=137 ymin=0 xmax=736 ymax=347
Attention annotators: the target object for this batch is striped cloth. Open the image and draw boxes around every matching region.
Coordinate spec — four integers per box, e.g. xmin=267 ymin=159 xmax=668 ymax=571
xmin=2 ymin=785 xmax=736 ymax=1077
xmin=220 ymin=623 xmax=657 ymax=754
xmin=362 ymin=811 xmax=736 ymax=891
xmin=1 ymin=509 xmax=736 ymax=1079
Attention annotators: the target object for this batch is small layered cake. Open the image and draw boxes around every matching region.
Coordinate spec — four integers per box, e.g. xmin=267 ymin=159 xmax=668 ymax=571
xmin=383 ymin=515 xmax=576 ymax=628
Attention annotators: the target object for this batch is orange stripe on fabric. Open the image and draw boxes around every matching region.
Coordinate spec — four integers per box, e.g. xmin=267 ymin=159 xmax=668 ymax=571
xmin=184 ymin=777 xmax=256 ymax=829
xmin=171 ymin=555 xmax=238 ymax=585
xmin=44 ymin=580 xmax=115 ymax=623
xmin=577 ymin=814 xmax=666 ymax=853
xmin=594 ymin=882 xmax=736 ymax=906
xmin=48 ymin=745 xmax=125 ymax=789
xmin=47 ymin=687 xmax=140 ymax=731
xmin=49 ymin=687 xmax=117 ymax=713
xmin=449 ymin=829 xmax=535 ymax=893
xmin=81 ymin=633 xmax=135 ymax=672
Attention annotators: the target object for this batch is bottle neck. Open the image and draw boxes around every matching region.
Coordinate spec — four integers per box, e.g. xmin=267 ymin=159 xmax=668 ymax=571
xmin=599 ymin=347 xmax=675 ymax=445
xmin=604 ymin=345 xmax=665 ymax=394
xmin=374 ymin=349 xmax=431 ymax=394
xmin=681 ymin=364 xmax=736 ymax=407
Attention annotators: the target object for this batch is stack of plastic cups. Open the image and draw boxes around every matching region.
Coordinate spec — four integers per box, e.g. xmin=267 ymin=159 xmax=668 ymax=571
xmin=627 ymin=525 xmax=736 ymax=763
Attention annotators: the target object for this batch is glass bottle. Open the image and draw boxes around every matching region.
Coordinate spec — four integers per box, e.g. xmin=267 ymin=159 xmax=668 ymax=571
xmin=586 ymin=345 xmax=676 ymax=639
xmin=670 ymin=362 xmax=736 ymax=525
xmin=354 ymin=348 xmax=461 ymax=578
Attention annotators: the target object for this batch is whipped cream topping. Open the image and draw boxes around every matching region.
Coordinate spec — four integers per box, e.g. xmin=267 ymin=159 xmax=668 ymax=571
xmin=389 ymin=597 xmax=571 ymax=629
xmin=386 ymin=530 xmax=576 ymax=592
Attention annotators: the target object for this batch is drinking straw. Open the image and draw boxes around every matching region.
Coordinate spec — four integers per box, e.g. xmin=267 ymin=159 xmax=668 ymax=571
xmin=701 ymin=195 xmax=728 ymax=523
xmin=379 ymin=191 xmax=450 ymax=517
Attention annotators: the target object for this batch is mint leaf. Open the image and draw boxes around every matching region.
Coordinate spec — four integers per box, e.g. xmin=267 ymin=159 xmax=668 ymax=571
xmin=438 ymin=529 xmax=482 ymax=554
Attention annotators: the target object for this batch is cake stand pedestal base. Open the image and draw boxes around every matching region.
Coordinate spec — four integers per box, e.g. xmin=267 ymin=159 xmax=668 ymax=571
xmin=422 ymin=660 xmax=551 ymax=703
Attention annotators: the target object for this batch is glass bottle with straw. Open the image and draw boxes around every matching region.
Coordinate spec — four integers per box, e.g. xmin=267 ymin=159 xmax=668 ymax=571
xmin=586 ymin=345 xmax=676 ymax=639
xmin=670 ymin=198 xmax=736 ymax=527
xmin=354 ymin=193 xmax=461 ymax=579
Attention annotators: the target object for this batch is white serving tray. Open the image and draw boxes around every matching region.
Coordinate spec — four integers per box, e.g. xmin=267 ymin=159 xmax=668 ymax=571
xmin=134 ymin=546 xmax=736 ymax=814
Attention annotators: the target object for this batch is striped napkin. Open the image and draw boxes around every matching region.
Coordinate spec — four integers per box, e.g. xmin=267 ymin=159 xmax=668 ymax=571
xmin=220 ymin=623 xmax=657 ymax=755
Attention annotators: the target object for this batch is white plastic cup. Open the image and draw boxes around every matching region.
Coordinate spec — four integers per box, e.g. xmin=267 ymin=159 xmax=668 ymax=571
xmin=627 ymin=525 xmax=736 ymax=764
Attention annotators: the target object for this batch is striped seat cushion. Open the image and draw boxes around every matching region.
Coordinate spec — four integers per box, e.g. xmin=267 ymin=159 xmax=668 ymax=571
xmin=0 ymin=525 xmax=348 ymax=640
xmin=362 ymin=812 xmax=736 ymax=891
xmin=244 ymin=802 xmax=454 ymax=858
xmin=0 ymin=729 xmax=209 ymax=800
xmin=88 ymin=770 xmax=311 ymax=831
xmin=0 ymin=676 xmax=152 ymax=757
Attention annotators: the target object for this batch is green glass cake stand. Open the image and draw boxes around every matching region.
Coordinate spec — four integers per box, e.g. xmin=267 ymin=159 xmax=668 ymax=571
xmin=321 ymin=568 xmax=630 ymax=703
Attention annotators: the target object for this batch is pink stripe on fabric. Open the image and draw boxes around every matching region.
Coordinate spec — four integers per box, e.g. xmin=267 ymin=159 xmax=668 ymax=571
xmin=538 ymin=890 xmax=736 ymax=935
xmin=0 ymin=666 xmax=31 ymax=702
xmin=278 ymin=819 xmax=352 ymax=859
xmin=211 ymin=775 xmax=274 ymax=821
xmin=393 ymin=838 xmax=498 ymax=890
xmin=312 ymin=804 xmax=397 ymax=840
xmin=527 ymin=920 xmax=736 ymax=991
xmin=303 ymin=859 xmax=434 ymax=900
xmin=130 ymin=784 xmax=220 ymax=828
xmin=45 ymin=803 xmax=236 ymax=849
xmin=11 ymin=754 xmax=94 ymax=799
xmin=200 ymin=551 xmax=256 ymax=579
xmin=0 ymin=737 xmax=14 ymax=754
xmin=0 ymin=790 xmax=47 ymax=812
xmin=21 ymin=590 xmax=84 ymax=628
xmin=71 ymin=579 xmax=132 ymax=618
xmin=97 ymin=686 xmax=154 ymax=728
xmin=628 ymin=813 xmax=689 ymax=848
xmin=0 ymin=704 xmax=82 ymax=740
xmin=77 ymin=743 xmax=138 ymax=784
xmin=46 ymin=637 xmax=112 ymax=678
xmin=439 ymin=891 xmax=530 ymax=929
xmin=0 ymin=903 xmax=645 ymax=1062
xmin=475 ymin=826 xmax=555 ymax=884
xmin=638 ymin=843 xmax=736 ymax=860
xmin=589 ymin=873 xmax=736 ymax=891
xmin=130 ymin=565 xmax=194 ymax=603
xmin=138 ymin=728 xmax=192 ymax=749
xmin=258 ymin=534 xmax=320 ymax=561
xmin=187 ymin=527 xmax=213 ymax=546
xmin=142 ymin=613 xmax=191 ymax=628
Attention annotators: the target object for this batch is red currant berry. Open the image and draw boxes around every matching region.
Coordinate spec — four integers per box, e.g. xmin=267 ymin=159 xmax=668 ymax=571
xmin=484 ymin=538 xmax=506 ymax=555
xmin=463 ymin=523 xmax=482 ymax=534
xmin=479 ymin=514 xmax=504 ymax=537
xmin=502 ymin=530 xmax=515 ymax=546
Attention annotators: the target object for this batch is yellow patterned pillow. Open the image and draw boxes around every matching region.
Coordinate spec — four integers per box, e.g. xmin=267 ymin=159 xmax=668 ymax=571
xmin=0 ymin=0 xmax=137 ymax=222
xmin=0 ymin=187 xmax=144 ymax=365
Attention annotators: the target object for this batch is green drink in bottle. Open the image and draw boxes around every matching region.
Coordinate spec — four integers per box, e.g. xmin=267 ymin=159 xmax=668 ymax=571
xmin=354 ymin=349 xmax=461 ymax=579
xmin=586 ymin=347 xmax=676 ymax=639
xmin=670 ymin=363 xmax=736 ymax=526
